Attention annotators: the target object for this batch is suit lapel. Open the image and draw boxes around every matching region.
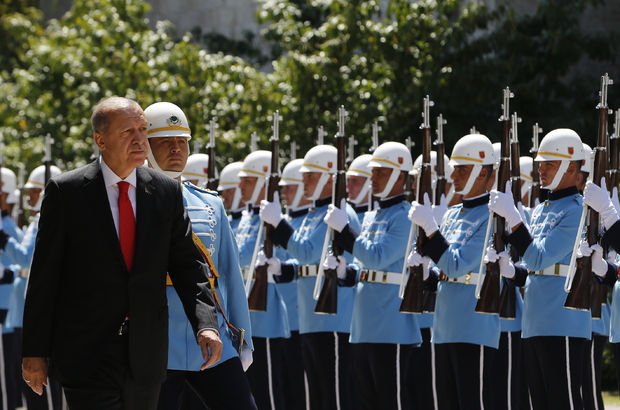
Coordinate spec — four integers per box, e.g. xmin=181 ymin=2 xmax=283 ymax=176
xmin=83 ymin=160 xmax=127 ymax=273
xmin=133 ymin=167 xmax=155 ymax=274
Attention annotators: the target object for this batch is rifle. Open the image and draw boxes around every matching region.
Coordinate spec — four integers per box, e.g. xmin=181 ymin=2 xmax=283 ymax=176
xmin=420 ymin=114 xmax=448 ymax=314
xmin=529 ymin=123 xmax=543 ymax=208
xmin=476 ymin=87 xmax=514 ymax=315
xmin=247 ymin=112 xmax=281 ymax=311
xmin=206 ymin=119 xmax=219 ymax=191
xmin=317 ymin=125 xmax=326 ymax=146
xmin=315 ymin=106 xmax=348 ymax=314
xmin=404 ymin=137 xmax=415 ymax=202
xmin=290 ymin=141 xmax=298 ymax=161
xmin=347 ymin=135 xmax=358 ymax=164
xmin=498 ymin=112 xmax=522 ymax=319
xmin=565 ymin=73 xmax=613 ymax=311
xmin=16 ymin=164 xmax=26 ymax=228
xmin=400 ymin=95 xmax=434 ymax=313
xmin=609 ymin=109 xmax=619 ymax=192
xmin=43 ymin=134 xmax=53 ymax=185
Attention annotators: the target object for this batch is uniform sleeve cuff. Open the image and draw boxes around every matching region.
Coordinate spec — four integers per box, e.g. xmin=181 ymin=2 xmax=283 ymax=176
xmin=334 ymin=224 xmax=356 ymax=254
xmin=603 ymin=220 xmax=620 ymax=253
xmin=507 ymin=223 xmax=532 ymax=257
xmin=275 ymin=263 xmax=296 ymax=283
xmin=424 ymin=267 xmax=440 ymax=292
xmin=420 ymin=232 xmax=449 ymax=263
xmin=0 ymin=231 xmax=9 ymax=250
xmin=273 ymin=219 xmax=294 ymax=249
xmin=600 ymin=261 xmax=619 ymax=288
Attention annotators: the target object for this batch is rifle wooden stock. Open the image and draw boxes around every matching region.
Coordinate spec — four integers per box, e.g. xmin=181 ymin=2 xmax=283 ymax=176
xmin=477 ymin=88 xmax=513 ymax=315
xmin=566 ymin=74 xmax=612 ymax=311
xmin=248 ymin=113 xmax=280 ymax=311
xmin=315 ymin=107 xmax=348 ymax=314
xmin=401 ymin=97 xmax=433 ymax=313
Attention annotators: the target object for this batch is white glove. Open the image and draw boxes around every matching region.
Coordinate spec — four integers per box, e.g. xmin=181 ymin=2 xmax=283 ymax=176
xmin=517 ymin=202 xmax=530 ymax=229
xmin=483 ymin=247 xmax=515 ymax=279
xmin=583 ymin=178 xmax=619 ymax=230
xmin=323 ymin=255 xmax=347 ymax=280
xmin=406 ymin=251 xmax=431 ymax=280
xmin=324 ymin=199 xmax=349 ymax=233
xmin=255 ymin=252 xmax=282 ymax=277
xmin=578 ymin=241 xmax=608 ymax=278
xmin=612 ymin=187 xmax=620 ymax=214
xmin=259 ymin=191 xmax=284 ymax=227
xmin=489 ymin=181 xmax=522 ymax=229
xmin=240 ymin=349 xmax=253 ymax=372
xmin=607 ymin=249 xmax=618 ymax=265
xmin=432 ymin=194 xmax=448 ymax=226
xmin=408 ymin=193 xmax=438 ymax=236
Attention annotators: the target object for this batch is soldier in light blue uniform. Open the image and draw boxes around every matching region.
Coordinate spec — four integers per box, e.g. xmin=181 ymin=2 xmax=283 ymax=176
xmin=346 ymin=154 xmax=373 ymax=219
xmin=217 ymin=161 xmax=245 ymax=236
xmin=408 ymin=133 xmax=500 ymax=410
xmin=273 ymin=158 xmax=311 ymax=410
xmin=237 ymin=149 xmax=291 ymax=410
xmin=260 ymin=144 xmax=361 ymax=410
xmin=145 ymin=102 xmax=256 ymax=410
xmin=489 ymin=129 xmax=592 ymax=410
xmin=324 ymin=142 xmax=421 ymax=410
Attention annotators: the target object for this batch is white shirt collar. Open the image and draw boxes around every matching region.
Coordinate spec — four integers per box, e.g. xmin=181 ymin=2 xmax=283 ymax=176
xmin=99 ymin=156 xmax=137 ymax=188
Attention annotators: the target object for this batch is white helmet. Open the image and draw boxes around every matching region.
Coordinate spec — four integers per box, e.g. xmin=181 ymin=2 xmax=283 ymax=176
xmin=8 ymin=189 xmax=19 ymax=205
xmin=24 ymin=165 xmax=62 ymax=189
xmin=24 ymin=165 xmax=62 ymax=211
xmin=535 ymin=128 xmax=585 ymax=191
xmin=581 ymin=143 xmax=593 ymax=174
xmin=492 ymin=142 xmax=501 ymax=166
xmin=519 ymin=156 xmax=533 ymax=200
xmin=182 ymin=153 xmax=210 ymax=187
xmin=346 ymin=154 xmax=372 ymax=205
xmin=1 ymin=168 xmax=17 ymax=196
xmin=449 ymin=133 xmax=494 ymax=196
xmin=412 ymin=151 xmax=453 ymax=199
xmin=239 ymin=150 xmax=271 ymax=205
xmin=300 ymin=145 xmax=337 ymax=200
xmin=368 ymin=142 xmax=412 ymax=199
xmin=218 ymin=161 xmax=243 ymax=212
xmin=144 ymin=102 xmax=192 ymax=179
xmin=279 ymin=159 xmax=305 ymax=210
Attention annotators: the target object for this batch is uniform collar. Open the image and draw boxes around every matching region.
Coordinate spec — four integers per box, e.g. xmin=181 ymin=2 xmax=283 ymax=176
xmin=247 ymin=203 xmax=260 ymax=214
xmin=314 ymin=196 xmax=332 ymax=208
xmin=379 ymin=194 xmax=406 ymax=209
xmin=548 ymin=186 xmax=579 ymax=201
xmin=462 ymin=193 xmax=490 ymax=209
xmin=353 ymin=203 xmax=369 ymax=213
xmin=288 ymin=208 xmax=310 ymax=218
xmin=231 ymin=210 xmax=243 ymax=220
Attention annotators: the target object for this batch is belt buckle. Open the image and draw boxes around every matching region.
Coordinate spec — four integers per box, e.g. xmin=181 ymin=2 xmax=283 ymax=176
xmin=382 ymin=272 xmax=388 ymax=283
xmin=465 ymin=273 xmax=471 ymax=285
xmin=554 ymin=264 xmax=560 ymax=275
xmin=371 ymin=271 xmax=377 ymax=282
xmin=360 ymin=271 xmax=368 ymax=282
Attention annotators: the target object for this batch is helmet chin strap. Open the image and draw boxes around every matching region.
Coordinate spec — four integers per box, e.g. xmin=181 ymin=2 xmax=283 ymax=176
xmin=248 ymin=178 xmax=266 ymax=206
xmin=309 ymin=173 xmax=330 ymax=201
xmin=457 ymin=165 xmax=482 ymax=196
xmin=147 ymin=150 xmax=182 ymax=179
xmin=376 ymin=169 xmax=400 ymax=199
xmin=289 ymin=184 xmax=305 ymax=210
xmin=350 ymin=179 xmax=371 ymax=205
xmin=543 ymin=160 xmax=569 ymax=191
xmin=231 ymin=188 xmax=243 ymax=212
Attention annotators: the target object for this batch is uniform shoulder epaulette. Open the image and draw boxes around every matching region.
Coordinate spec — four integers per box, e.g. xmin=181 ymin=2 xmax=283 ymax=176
xmin=183 ymin=181 xmax=219 ymax=196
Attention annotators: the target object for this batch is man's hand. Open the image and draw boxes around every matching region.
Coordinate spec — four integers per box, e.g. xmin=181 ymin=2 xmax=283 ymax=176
xmin=324 ymin=199 xmax=349 ymax=233
xmin=489 ymin=181 xmax=522 ymax=230
xmin=259 ymin=192 xmax=284 ymax=227
xmin=409 ymin=193 xmax=439 ymax=236
xmin=22 ymin=357 xmax=48 ymax=395
xmin=198 ymin=329 xmax=223 ymax=370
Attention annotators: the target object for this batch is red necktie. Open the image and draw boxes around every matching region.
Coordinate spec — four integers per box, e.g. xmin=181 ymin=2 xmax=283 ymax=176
xmin=118 ymin=181 xmax=135 ymax=271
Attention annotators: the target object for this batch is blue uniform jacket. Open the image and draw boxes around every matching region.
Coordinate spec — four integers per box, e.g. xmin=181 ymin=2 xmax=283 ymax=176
xmin=421 ymin=194 xmax=500 ymax=348
xmin=508 ymin=187 xmax=591 ymax=339
xmin=272 ymin=197 xmax=361 ymax=334
xmin=167 ymin=183 xmax=253 ymax=371
xmin=236 ymin=207 xmax=290 ymax=339
xmin=338 ymin=195 xmax=421 ymax=344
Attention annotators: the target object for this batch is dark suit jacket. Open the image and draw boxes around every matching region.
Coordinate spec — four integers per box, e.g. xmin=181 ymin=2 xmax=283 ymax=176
xmin=22 ymin=160 xmax=218 ymax=385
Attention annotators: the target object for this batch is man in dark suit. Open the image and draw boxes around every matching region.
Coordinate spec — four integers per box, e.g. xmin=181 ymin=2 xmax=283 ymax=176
xmin=21 ymin=97 xmax=223 ymax=410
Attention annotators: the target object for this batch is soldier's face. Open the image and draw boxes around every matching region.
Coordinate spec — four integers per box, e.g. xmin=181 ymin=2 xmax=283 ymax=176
xmin=221 ymin=187 xmax=237 ymax=210
xmin=239 ymin=176 xmax=258 ymax=202
xmin=538 ymin=161 xmax=560 ymax=187
xmin=302 ymin=172 xmax=321 ymax=198
xmin=451 ymin=165 xmax=473 ymax=192
xmin=94 ymin=106 xmax=149 ymax=174
xmin=281 ymin=184 xmax=297 ymax=206
xmin=371 ymin=167 xmax=392 ymax=194
xmin=347 ymin=175 xmax=367 ymax=200
xmin=148 ymin=137 xmax=189 ymax=172
xmin=27 ymin=188 xmax=42 ymax=208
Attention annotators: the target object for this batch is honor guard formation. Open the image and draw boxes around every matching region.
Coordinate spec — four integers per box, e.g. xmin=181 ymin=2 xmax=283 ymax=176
xmin=4 ymin=74 xmax=620 ymax=410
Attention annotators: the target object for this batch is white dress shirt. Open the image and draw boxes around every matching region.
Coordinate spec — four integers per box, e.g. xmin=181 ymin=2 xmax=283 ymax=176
xmin=100 ymin=157 xmax=137 ymax=237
